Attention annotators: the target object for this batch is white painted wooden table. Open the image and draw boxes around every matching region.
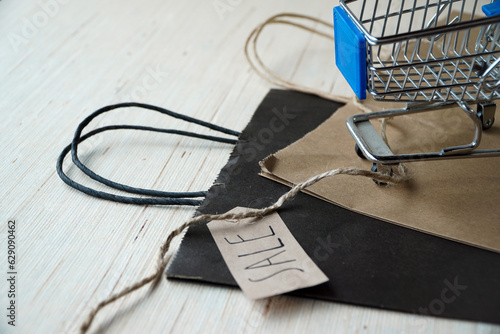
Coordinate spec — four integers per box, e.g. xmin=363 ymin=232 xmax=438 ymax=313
xmin=1 ymin=0 xmax=498 ymax=333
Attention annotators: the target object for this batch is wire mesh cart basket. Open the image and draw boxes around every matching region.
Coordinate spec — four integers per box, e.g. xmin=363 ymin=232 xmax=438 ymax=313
xmin=334 ymin=0 xmax=500 ymax=176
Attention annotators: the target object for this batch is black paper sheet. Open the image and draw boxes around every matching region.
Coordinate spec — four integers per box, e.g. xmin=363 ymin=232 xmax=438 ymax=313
xmin=167 ymin=89 xmax=500 ymax=325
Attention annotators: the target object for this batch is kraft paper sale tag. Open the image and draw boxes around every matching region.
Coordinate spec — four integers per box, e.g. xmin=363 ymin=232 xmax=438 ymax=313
xmin=207 ymin=207 xmax=329 ymax=299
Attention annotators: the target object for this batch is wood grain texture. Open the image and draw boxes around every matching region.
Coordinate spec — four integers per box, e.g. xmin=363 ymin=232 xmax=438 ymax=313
xmin=0 ymin=0 xmax=498 ymax=333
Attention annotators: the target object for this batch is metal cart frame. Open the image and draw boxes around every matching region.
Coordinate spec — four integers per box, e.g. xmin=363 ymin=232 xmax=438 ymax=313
xmin=334 ymin=0 xmax=500 ymax=174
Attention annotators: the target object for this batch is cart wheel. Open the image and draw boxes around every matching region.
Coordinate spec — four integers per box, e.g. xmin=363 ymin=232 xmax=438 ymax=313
xmin=355 ymin=144 xmax=367 ymax=159
xmin=477 ymin=102 xmax=496 ymax=130
xmin=371 ymin=163 xmax=393 ymax=186
xmin=481 ymin=116 xmax=495 ymax=130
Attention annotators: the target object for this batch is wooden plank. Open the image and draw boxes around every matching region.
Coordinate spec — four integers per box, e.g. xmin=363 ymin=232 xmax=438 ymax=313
xmin=0 ymin=0 xmax=498 ymax=333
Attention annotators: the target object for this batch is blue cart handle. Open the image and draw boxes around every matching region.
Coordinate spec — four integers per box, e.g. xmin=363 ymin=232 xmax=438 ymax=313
xmin=482 ymin=1 xmax=500 ymax=17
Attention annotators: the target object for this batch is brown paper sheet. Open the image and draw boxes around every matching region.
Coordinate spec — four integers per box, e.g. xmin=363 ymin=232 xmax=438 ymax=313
xmin=207 ymin=207 xmax=328 ymax=299
xmin=260 ymin=98 xmax=500 ymax=253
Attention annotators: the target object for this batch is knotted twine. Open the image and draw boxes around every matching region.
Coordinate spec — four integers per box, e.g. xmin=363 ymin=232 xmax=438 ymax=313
xmin=79 ymin=166 xmax=409 ymax=333
xmin=69 ymin=13 xmax=412 ymax=334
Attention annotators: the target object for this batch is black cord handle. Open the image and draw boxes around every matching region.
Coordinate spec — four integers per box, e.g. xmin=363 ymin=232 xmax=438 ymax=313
xmin=57 ymin=103 xmax=240 ymax=206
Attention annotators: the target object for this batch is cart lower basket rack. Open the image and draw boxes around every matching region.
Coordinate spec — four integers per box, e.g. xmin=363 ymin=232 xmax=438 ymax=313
xmin=334 ymin=0 xmax=500 ymax=177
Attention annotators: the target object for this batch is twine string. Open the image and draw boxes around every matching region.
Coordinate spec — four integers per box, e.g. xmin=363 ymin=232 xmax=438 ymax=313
xmin=244 ymin=13 xmax=352 ymax=103
xmin=79 ymin=166 xmax=409 ymax=333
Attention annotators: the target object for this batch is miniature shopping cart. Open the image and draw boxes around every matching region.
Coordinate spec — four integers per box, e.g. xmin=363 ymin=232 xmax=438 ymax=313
xmin=334 ymin=0 xmax=500 ymax=176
